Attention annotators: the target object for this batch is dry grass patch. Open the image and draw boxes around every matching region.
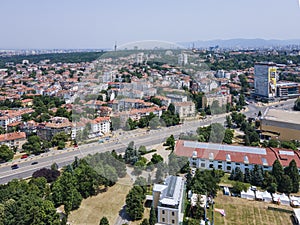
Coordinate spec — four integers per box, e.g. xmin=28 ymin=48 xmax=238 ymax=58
xmin=212 ymin=193 xmax=294 ymax=225
xmin=68 ymin=176 xmax=133 ymax=225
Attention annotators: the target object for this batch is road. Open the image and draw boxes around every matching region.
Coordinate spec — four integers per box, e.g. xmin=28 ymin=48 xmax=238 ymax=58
xmin=0 ymin=99 xmax=295 ymax=185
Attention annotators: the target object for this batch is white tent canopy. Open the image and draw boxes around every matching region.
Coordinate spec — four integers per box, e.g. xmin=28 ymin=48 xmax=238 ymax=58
xmin=241 ymin=189 xmax=255 ymax=200
xmin=262 ymin=191 xmax=272 ymax=202
xmin=273 ymin=193 xmax=280 ymax=202
xmin=279 ymin=193 xmax=290 ymax=205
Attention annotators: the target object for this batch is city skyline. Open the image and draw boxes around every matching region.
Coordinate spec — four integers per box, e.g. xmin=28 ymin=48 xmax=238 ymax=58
xmin=1 ymin=0 xmax=300 ymax=49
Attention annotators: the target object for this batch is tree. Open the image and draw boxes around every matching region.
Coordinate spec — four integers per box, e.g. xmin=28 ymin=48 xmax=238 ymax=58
xmin=134 ymin=177 xmax=147 ymax=193
xmin=250 ymin=165 xmax=264 ymax=187
xmin=165 ymin=135 xmax=175 ymax=150
xmin=168 ymin=103 xmax=175 ymax=115
xmin=51 ymin=132 xmax=69 ymax=147
xmin=149 ymin=116 xmax=161 ymax=129
xmin=155 ymin=162 xmax=168 ymax=183
xmin=124 ymin=141 xmax=140 ymax=165
xmin=57 ymin=140 xmax=66 ymax=150
xmin=99 ymin=216 xmax=109 ymax=225
xmin=268 ymin=139 xmax=279 ymax=148
xmin=235 ymin=167 xmax=244 ymax=182
xmin=281 ymin=141 xmax=297 ymax=150
xmin=126 ymin=118 xmax=137 ymax=130
xmin=151 ymin=153 xmax=163 ymax=164
xmin=51 ymin=172 xmax=82 ymax=214
xmin=272 ymin=159 xmax=284 ymax=184
xmin=278 ymin=175 xmax=292 ymax=194
xmin=225 ymin=115 xmax=232 ymax=128
xmin=149 ymin=206 xmax=157 ymax=225
xmin=262 ymin=171 xmax=277 ymax=194
xmin=284 ymin=159 xmax=299 ymax=193
xmin=22 ymin=135 xmax=43 ymax=155
xmin=232 ymin=181 xmax=248 ymax=194
xmin=32 ymin=168 xmax=60 ymax=183
xmin=209 ymin=123 xmax=225 ymax=143
xmin=294 ymin=98 xmax=300 ymax=111
xmin=140 ymin=219 xmax=149 ymax=225
xmin=223 ymin=129 xmax=234 ymax=144
xmin=244 ymin=168 xmax=251 ymax=183
xmin=0 ymin=145 xmax=14 ymax=162
xmin=125 ymin=186 xmax=145 ymax=220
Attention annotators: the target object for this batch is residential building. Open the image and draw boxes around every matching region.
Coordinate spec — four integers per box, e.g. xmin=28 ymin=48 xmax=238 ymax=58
xmin=254 ymin=62 xmax=278 ymax=99
xmin=0 ymin=132 xmax=26 ymax=150
xmin=202 ymin=93 xmax=231 ymax=109
xmin=0 ymin=109 xmax=34 ymax=131
xmin=166 ymin=94 xmax=187 ymax=103
xmin=178 ymin=53 xmax=188 ymax=66
xmin=91 ymin=117 xmax=111 ymax=136
xmin=37 ymin=117 xmax=72 ymax=141
xmin=173 ymin=101 xmax=196 ymax=119
xmin=260 ymin=109 xmax=300 ymax=141
xmin=153 ymin=176 xmax=185 ymax=225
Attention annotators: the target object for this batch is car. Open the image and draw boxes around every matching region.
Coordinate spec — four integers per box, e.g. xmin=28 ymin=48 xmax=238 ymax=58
xmin=11 ymin=164 xmax=19 ymax=169
xmin=21 ymin=154 xmax=28 ymax=159
xmin=31 ymin=161 xmax=38 ymax=165
xmin=99 ymin=139 xmax=104 ymax=143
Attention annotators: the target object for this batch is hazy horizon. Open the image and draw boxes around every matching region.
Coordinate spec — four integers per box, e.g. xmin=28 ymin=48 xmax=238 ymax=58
xmin=1 ymin=0 xmax=300 ymax=49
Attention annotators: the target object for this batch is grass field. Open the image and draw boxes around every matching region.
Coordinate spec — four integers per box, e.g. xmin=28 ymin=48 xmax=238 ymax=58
xmin=68 ymin=176 xmax=133 ymax=225
xmin=211 ymin=193 xmax=294 ymax=225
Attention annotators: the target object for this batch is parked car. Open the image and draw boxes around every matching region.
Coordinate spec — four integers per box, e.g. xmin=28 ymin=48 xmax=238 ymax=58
xmin=31 ymin=161 xmax=38 ymax=165
xmin=21 ymin=154 xmax=28 ymax=159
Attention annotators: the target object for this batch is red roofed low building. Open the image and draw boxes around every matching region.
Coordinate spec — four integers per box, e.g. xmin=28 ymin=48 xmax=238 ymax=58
xmin=0 ymin=132 xmax=26 ymax=151
xmin=174 ymin=140 xmax=300 ymax=173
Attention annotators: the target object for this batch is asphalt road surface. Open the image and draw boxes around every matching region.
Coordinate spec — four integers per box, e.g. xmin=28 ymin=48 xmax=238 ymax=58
xmin=0 ymin=99 xmax=295 ymax=185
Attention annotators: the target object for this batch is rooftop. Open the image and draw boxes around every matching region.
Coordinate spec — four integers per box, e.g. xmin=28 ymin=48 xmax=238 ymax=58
xmin=263 ymin=109 xmax=300 ymax=125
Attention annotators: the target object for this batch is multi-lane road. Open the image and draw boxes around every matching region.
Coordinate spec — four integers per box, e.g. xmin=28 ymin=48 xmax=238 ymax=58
xmin=0 ymin=99 xmax=295 ymax=185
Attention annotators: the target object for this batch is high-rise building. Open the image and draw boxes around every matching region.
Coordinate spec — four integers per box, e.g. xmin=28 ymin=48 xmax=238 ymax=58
xmin=254 ymin=62 xmax=278 ymax=99
xmin=178 ymin=53 xmax=188 ymax=66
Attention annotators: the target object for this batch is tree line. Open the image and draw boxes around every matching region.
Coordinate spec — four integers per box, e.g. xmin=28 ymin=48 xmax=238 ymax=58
xmin=0 ymin=150 xmax=126 ymax=224
xmin=229 ymin=159 xmax=299 ymax=195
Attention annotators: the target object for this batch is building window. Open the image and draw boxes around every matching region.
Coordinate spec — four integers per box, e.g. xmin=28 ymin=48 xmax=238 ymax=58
xmin=172 ymin=212 xmax=175 ymax=216
xmin=162 ymin=210 xmax=165 ymax=214
xmin=201 ymin=163 xmax=205 ymax=168
xmin=172 ymin=220 xmax=175 ymax=224
xmin=209 ymin=164 xmax=214 ymax=168
xmin=218 ymin=165 xmax=222 ymax=169
xmin=226 ymin=166 xmax=231 ymax=171
xmin=162 ymin=218 xmax=165 ymax=222
xmin=236 ymin=163 xmax=240 ymax=166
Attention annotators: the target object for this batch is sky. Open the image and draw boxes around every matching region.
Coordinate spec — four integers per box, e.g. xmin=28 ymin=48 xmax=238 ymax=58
xmin=1 ymin=0 xmax=300 ymax=49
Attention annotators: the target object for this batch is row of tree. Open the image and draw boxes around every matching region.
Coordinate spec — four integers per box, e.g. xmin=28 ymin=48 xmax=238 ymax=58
xmin=229 ymin=159 xmax=299 ymax=194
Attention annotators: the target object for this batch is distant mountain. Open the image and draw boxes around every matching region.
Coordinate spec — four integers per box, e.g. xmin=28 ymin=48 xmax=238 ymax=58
xmin=179 ymin=38 xmax=300 ymax=49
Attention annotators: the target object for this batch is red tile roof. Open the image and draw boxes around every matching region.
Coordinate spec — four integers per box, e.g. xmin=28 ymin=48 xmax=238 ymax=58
xmin=0 ymin=132 xmax=26 ymax=142
xmin=175 ymin=140 xmax=300 ymax=168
